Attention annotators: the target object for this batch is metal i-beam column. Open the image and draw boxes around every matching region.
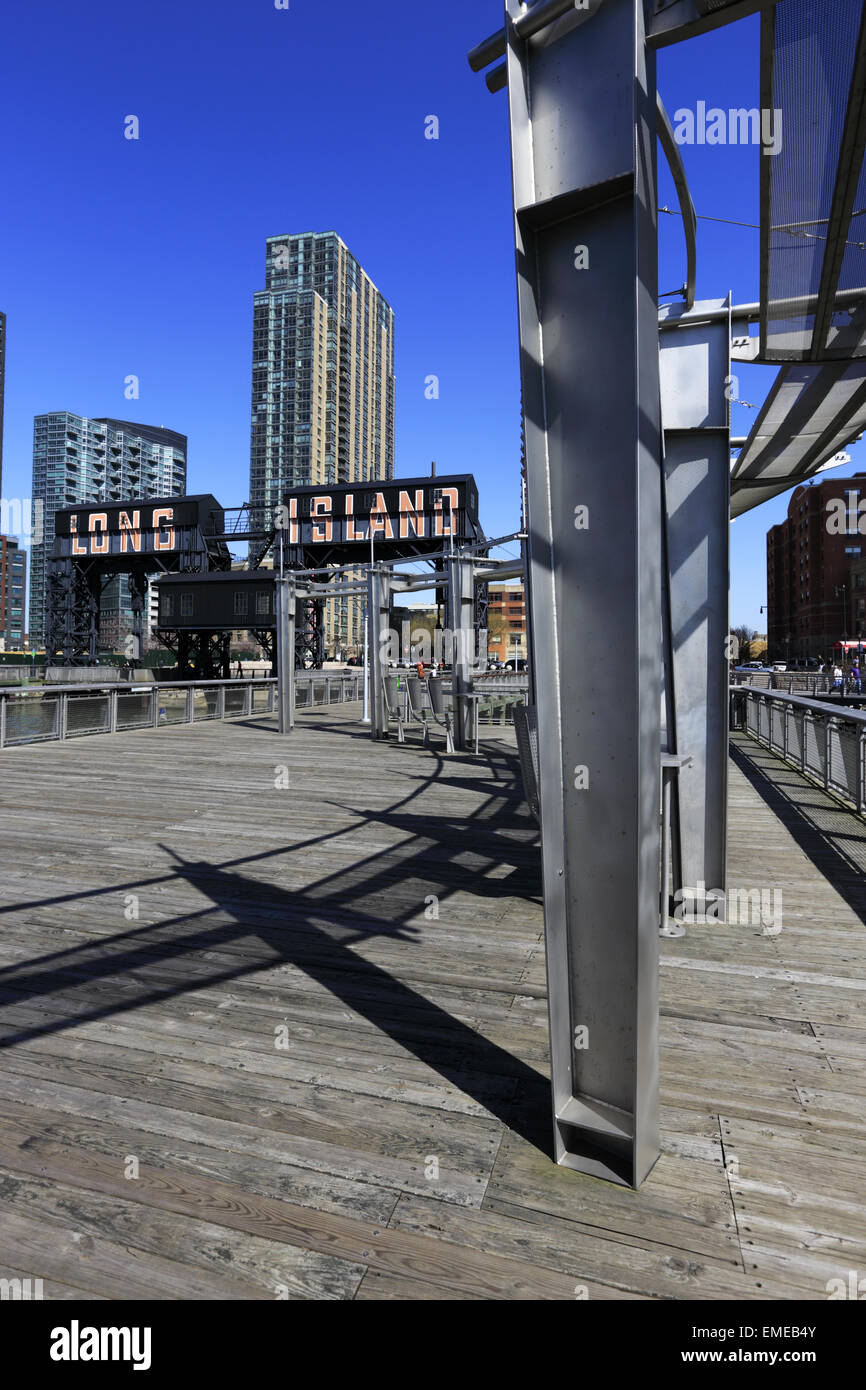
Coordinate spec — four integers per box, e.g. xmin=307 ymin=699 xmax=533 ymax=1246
xmin=275 ymin=577 xmax=296 ymax=734
xmin=506 ymin=0 xmax=662 ymax=1186
xmin=448 ymin=551 xmax=476 ymax=751
xmin=368 ymin=564 xmax=391 ymax=740
xmin=659 ymin=299 xmax=731 ymax=901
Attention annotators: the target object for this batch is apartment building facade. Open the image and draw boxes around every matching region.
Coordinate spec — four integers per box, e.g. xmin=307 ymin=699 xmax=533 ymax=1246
xmin=488 ymin=582 xmax=527 ymax=665
xmin=29 ymin=414 xmax=187 ymax=647
xmin=766 ymin=475 xmax=866 ymax=660
xmin=0 ymin=536 xmax=26 ymax=648
xmin=249 ymin=232 xmax=395 ymax=652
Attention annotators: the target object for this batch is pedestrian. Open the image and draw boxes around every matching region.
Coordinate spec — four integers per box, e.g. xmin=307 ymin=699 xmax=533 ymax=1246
xmin=852 ymin=662 xmax=862 ymax=694
xmin=833 ymin=663 xmax=843 ymax=690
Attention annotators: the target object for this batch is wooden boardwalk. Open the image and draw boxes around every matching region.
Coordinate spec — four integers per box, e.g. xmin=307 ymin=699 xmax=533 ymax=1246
xmin=0 ymin=709 xmax=864 ymax=1300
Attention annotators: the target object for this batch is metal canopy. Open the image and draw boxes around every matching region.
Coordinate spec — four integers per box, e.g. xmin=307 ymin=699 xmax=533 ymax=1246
xmin=761 ymin=0 xmax=866 ymax=362
xmin=648 ymin=0 xmax=773 ymax=48
xmin=730 ymin=357 xmax=866 ymax=515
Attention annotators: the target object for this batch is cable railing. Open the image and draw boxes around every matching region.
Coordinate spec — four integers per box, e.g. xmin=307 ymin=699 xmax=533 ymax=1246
xmin=0 ymin=673 xmax=362 ymax=749
xmin=731 ymin=685 xmax=866 ymax=815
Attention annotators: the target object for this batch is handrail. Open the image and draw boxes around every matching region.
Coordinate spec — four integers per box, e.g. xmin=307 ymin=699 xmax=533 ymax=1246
xmin=0 ymin=673 xmax=365 ymax=697
xmin=0 ymin=672 xmax=363 ymax=749
xmin=732 ymin=684 xmax=866 ymax=814
xmin=731 ymin=685 xmax=866 ymax=725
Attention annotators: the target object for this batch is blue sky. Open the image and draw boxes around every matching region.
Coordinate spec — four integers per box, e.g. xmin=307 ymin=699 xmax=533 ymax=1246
xmin=0 ymin=0 xmax=856 ymax=632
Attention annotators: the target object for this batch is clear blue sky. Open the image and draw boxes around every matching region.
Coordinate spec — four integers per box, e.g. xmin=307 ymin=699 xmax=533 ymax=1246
xmin=0 ymin=0 xmax=857 ymax=632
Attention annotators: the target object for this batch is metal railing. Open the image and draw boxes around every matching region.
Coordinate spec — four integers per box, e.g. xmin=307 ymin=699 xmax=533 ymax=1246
xmin=294 ymin=673 xmax=362 ymax=709
xmin=732 ymin=685 xmax=866 ymax=815
xmin=730 ymin=670 xmax=861 ymax=697
xmin=0 ymin=673 xmax=363 ymax=749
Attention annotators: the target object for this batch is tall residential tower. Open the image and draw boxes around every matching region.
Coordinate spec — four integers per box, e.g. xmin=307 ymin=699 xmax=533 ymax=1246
xmin=249 ymin=233 xmax=395 ymax=652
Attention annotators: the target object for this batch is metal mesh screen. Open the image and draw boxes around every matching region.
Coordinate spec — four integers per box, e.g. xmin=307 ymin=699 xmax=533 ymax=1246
xmin=763 ymin=0 xmax=866 ymax=361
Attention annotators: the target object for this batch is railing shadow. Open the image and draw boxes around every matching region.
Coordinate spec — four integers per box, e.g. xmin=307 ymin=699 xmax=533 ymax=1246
xmin=0 ymin=745 xmax=551 ymax=1152
xmin=730 ymin=736 xmax=866 ymax=927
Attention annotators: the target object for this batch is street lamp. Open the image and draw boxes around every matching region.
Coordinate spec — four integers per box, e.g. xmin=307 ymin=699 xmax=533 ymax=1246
xmin=834 ymin=584 xmax=849 ymax=653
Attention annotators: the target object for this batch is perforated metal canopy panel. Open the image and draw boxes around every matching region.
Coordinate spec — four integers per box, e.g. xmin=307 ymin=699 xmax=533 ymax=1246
xmin=761 ymin=0 xmax=866 ymax=361
xmin=730 ymin=357 xmax=866 ymax=515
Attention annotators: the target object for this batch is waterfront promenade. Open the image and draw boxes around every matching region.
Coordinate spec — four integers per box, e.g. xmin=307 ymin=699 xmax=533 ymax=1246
xmin=0 ymin=706 xmax=863 ymax=1299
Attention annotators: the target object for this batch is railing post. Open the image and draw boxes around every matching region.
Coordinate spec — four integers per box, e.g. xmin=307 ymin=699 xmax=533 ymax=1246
xmin=803 ymin=712 xmax=811 ymax=776
xmin=186 ymin=686 xmax=195 ymax=723
xmin=0 ymin=695 xmax=5 ymax=750
xmin=108 ymin=688 xmax=118 ymax=736
xmin=825 ymin=717 xmax=832 ymax=793
xmin=216 ymin=684 xmax=226 ymax=721
xmin=857 ymin=728 xmax=865 ymax=814
xmin=151 ymin=686 xmax=160 ymax=728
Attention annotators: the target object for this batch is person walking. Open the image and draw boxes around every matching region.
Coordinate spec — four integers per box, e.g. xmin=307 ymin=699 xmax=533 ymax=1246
xmin=852 ymin=661 xmax=862 ymax=695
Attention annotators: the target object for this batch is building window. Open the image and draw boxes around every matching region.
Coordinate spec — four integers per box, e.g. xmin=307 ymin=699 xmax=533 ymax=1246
xmin=255 ymin=591 xmax=270 ymax=616
xmin=162 ymin=594 xmax=174 ymax=619
xmin=180 ymin=593 xmax=194 ymax=618
xmin=234 ymin=591 xmax=248 ymax=617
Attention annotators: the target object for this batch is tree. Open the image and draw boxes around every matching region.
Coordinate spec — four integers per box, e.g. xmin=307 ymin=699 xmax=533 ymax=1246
xmin=730 ymin=625 xmax=758 ymax=662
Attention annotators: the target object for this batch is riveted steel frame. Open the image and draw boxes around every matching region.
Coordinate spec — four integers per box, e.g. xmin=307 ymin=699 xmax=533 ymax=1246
xmin=506 ymin=0 xmax=662 ymax=1186
xmin=659 ymin=299 xmax=732 ymax=899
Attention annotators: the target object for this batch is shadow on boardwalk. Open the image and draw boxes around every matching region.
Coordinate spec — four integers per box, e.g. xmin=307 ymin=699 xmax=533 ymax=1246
xmin=0 ymin=738 xmax=550 ymax=1152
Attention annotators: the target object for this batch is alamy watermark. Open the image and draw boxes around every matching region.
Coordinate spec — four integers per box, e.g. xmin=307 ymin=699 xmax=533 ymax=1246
xmin=674 ymin=881 xmax=783 ymax=935
xmin=0 ymin=498 xmax=43 ymax=544
xmin=673 ymin=103 xmax=783 ymax=156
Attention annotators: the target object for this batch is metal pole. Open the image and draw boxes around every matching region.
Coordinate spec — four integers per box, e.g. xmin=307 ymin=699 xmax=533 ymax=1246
xmin=659 ymin=300 xmax=731 ymax=900
xmin=361 ymin=594 xmax=370 ymax=724
xmin=276 ymin=576 xmax=296 ymax=735
xmin=367 ymin=563 xmax=390 ymax=740
xmin=448 ymin=551 xmax=475 ymax=751
xmin=504 ymin=0 xmax=662 ymax=1187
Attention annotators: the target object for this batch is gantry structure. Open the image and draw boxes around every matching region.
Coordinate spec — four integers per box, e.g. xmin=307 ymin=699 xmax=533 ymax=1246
xmin=458 ymin=0 xmax=866 ymax=1185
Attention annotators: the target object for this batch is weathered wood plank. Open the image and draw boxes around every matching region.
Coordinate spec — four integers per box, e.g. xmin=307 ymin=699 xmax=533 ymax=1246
xmin=0 ymin=715 xmax=862 ymax=1298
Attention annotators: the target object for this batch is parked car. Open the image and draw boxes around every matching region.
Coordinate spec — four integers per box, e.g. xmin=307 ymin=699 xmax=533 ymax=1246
xmin=736 ymin=660 xmax=765 ymax=672
xmin=772 ymin=661 xmax=787 ymax=672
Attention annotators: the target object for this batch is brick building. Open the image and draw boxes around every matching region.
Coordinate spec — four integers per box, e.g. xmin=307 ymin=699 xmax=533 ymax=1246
xmin=767 ymin=475 xmax=866 ymax=661
xmin=488 ymin=582 xmax=527 ymax=665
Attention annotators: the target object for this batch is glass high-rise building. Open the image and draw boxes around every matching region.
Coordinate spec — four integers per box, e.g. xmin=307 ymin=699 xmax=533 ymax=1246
xmin=249 ymin=232 xmax=395 ymax=653
xmin=29 ymin=415 xmax=187 ymax=648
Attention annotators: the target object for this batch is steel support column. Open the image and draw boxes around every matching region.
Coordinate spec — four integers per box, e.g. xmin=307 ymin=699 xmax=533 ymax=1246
xmin=275 ymin=577 xmax=296 ymax=735
xmin=448 ymin=552 xmax=476 ymax=751
xmin=506 ymin=0 xmax=662 ymax=1186
xmin=659 ymin=299 xmax=731 ymax=899
xmin=367 ymin=564 xmax=391 ymax=740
